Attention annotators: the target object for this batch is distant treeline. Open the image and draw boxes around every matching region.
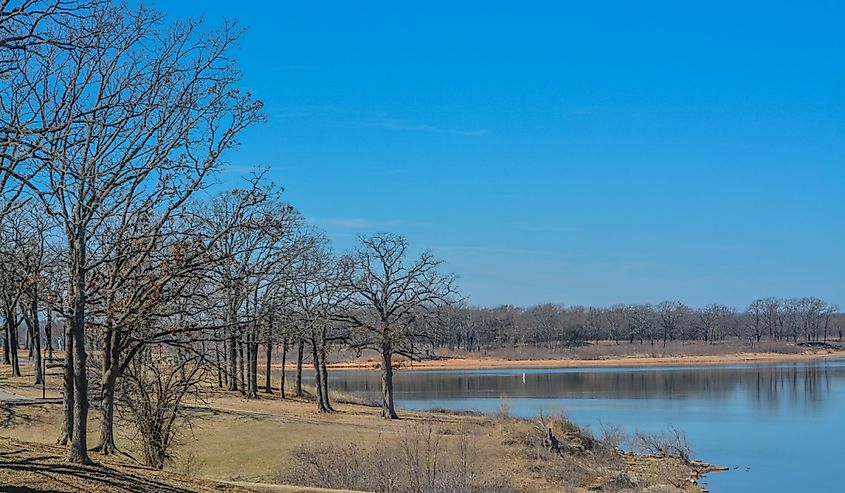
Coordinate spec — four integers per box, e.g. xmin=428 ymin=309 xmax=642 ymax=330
xmin=435 ymin=298 xmax=844 ymax=351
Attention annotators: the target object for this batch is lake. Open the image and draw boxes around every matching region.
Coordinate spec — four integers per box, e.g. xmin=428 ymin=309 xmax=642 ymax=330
xmin=312 ymin=359 xmax=845 ymax=492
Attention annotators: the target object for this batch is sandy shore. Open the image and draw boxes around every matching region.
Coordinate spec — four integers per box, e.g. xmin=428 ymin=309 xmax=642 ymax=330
xmin=323 ymin=350 xmax=845 ymax=371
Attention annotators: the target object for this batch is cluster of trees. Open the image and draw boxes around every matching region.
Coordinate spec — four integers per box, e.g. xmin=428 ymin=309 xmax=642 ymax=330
xmin=3 ymin=0 xmax=842 ymax=473
xmin=436 ymin=298 xmax=843 ymax=352
xmin=1 ymin=0 xmax=457 ymax=467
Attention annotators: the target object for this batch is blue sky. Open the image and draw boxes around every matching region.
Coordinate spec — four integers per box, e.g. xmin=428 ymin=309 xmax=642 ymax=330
xmin=157 ymin=1 xmax=844 ymax=308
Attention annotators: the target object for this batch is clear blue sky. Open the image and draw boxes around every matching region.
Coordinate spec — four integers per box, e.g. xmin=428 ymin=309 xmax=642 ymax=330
xmin=157 ymin=1 xmax=844 ymax=309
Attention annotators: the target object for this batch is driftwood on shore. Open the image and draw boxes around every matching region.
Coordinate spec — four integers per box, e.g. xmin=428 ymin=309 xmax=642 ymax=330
xmin=541 ymin=427 xmax=586 ymax=455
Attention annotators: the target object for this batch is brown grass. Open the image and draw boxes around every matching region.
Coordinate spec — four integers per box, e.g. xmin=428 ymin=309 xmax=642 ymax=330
xmin=320 ymin=341 xmax=844 ymax=371
xmin=0 ymin=363 xmax=722 ymax=492
xmin=0 ymin=436 xmax=252 ymax=493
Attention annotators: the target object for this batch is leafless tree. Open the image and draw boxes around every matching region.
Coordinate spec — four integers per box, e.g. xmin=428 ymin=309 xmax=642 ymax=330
xmin=116 ymin=343 xmax=206 ymax=469
xmin=0 ymin=1 xmax=89 ymax=55
xmin=199 ymin=178 xmax=300 ymax=397
xmin=289 ymin=235 xmax=352 ymax=412
xmin=86 ymin=203 xmax=238 ymax=455
xmin=605 ymin=305 xmax=627 ymax=344
xmin=791 ymin=297 xmax=836 ymax=343
xmin=626 ymin=304 xmax=654 ymax=345
xmin=657 ymin=301 xmax=688 ymax=348
xmin=342 ymin=232 xmax=458 ymax=419
xmin=0 ymin=205 xmax=48 ymax=378
xmin=525 ymin=303 xmax=564 ymax=349
xmin=10 ymin=1 xmax=263 ymax=462
xmin=746 ymin=299 xmax=767 ymax=343
xmin=0 ymin=1 xmax=94 ymax=223
xmin=434 ymin=298 xmax=843 ymax=352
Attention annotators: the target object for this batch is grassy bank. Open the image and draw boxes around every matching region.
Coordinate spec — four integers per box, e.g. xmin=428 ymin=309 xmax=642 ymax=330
xmin=322 ymin=340 xmax=845 ymax=371
xmin=0 ymin=366 xmax=720 ymax=492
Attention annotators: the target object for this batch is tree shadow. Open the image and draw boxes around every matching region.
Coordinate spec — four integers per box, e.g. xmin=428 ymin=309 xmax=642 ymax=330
xmin=0 ymin=449 xmax=202 ymax=493
xmin=2 ymin=488 xmax=65 ymax=493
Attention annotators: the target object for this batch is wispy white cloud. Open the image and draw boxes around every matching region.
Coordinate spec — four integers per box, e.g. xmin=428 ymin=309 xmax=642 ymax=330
xmin=281 ymin=105 xmax=487 ymax=137
xmin=522 ymin=225 xmax=580 ymax=233
xmin=378 ymin=119 xmax=488 ymax=137
xmin=431 ymin=245 xmax=544 ymax=256
xmin=311 ymin=217 xmax=405 ymax=229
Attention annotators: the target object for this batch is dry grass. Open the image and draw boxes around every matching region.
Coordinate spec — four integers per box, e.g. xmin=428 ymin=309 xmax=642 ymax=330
xmin=316 ymin=340 xmax=839 ymax=371
xmin=0 ymin=436 xmax=251 ymax=493
xmin=431 ymin=340 xmax=805 ymax=362
xmin=1 ymin=364 xmax=719 ymax=492
xmin=572 ymin=340 xmax=803 ymax=360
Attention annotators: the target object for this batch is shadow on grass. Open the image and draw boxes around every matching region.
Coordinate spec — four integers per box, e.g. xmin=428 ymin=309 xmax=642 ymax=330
xmin=0 ymin=405 xmax=40 ymax=429
xmin=0 ymin=447 xmax=199 ymax=493
xmin=2 ymin=487 xmax=66 ymax=493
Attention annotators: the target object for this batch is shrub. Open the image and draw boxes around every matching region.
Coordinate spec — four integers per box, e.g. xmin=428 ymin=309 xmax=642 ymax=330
xmin=631 ymin=426 xmax=693 ymax=464
xmin=276 ymin=422 xmax=516 ymax=493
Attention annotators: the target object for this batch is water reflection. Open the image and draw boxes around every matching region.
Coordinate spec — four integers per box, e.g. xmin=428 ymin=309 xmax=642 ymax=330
xmin=305 ymin=360 xmax=845 ymax=493
xmin=318 ymin=360 xmax=843 ymax=413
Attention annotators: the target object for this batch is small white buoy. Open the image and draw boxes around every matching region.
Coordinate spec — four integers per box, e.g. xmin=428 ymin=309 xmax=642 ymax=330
xmin=522 ymin=372 xmax=526 ymax=383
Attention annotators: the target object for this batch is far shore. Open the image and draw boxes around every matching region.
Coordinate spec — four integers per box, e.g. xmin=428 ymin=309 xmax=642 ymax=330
xmin=319 ymin=349 xmax=845 ymax=371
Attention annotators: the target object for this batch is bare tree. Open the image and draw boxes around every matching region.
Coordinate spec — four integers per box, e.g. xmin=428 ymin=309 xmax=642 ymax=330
xmin=289 ymin=235 xmax=352 ymax=412
xmin=0 ymin=1 xmax=93 ymax=223
xmin=0 ymin=1 xmax=88 ymax=56
xmin=0 ymin=206 xmax=47 ymax=378
xmin=199 ymin=178 xmax=300 ymax=397
xmin=342 ymin=233 xmax=458 ymax=419
xmin=116 ymin=343 xmax=206 ymax=469
xmin=12 ymin=2 xmax=263 ymax=462
xmin=657 ymin=301 xmax=688 ymax=348
xmin=87 ymin=205 xmax=228 ymax=454
xmin=626 ymin=304 xmax=654 ymax=345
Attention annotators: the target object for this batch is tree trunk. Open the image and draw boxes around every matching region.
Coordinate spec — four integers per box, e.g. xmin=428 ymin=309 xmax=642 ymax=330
xmin=95 ymin=363 xmax=119 ymax=454
xmin=45 ymin=306 xmax=53 ymax=359
xmin=279 ymin=336 xmax=288 ymax=399
xmin=295 ymin=340 xmax=304 ymax=397
xmin=311 ymin=338 xmax=329 ymax=413
xmin=319 ymin=352 xmax=332 ymax=410
xmin=58 ymin=320 xmax=73 ymax=445
xmin=68 ymin=231 xmax=91 ymax=464
xmin=319 ymin=330 xmax=333 ymax=411
xmin=380 ymin=349 xmax=398 ymax=419
xmin=244 ymin=337 xmax=258 ymax=399
xmin=94 ymin=326 xmax=119 ymax=455
xmin=215 ymin=340 xmax=223 ymax=388
xmin=69 ymin=309 xmax=90 ymax=463
xmin=238 ymin=339 xmax=246 ymax=394
xmin=251 ymin=341 xmax=259 ymax=396
xmin=2 ymin=324 xmax=9 ymax=364
xmin=264 ymin=342 xmax=272 ymax=393
xmin=29 ymin=295 xmax=42 ymax=385
xmin=6 ymin=313 xmax=21 ymax=377
xmin=227 ymin=335 xmax=238 ymax=391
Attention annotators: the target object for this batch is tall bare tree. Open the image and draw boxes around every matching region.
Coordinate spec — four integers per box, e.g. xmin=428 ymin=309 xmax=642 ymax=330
xmin=289 ymin=235 xmax=352 ymax=412
xmin=0 ymin=205 xmax=48 ymax=378
xmin=199 ymin=179 xmax=300 ymax=397
xmin=342 ymin=233 xmax=458 ymax=419
xmin=13 ymin=2 xmax=263 ymax=462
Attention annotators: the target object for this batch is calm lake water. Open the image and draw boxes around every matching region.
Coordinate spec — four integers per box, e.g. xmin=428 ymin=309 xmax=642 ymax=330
xmin=312 ymin=359 xmax=845 ymax=492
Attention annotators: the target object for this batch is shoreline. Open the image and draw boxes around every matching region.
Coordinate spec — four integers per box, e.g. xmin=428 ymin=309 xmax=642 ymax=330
xmin=322 ymin=349 xmax=845 ymax=371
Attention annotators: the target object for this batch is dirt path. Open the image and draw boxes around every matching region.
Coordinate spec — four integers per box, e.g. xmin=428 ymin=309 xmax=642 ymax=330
xmin=0 ymin=386 xmax=61 ymax=405
xmin=0 ymin=387 xmax=27 ymax=402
